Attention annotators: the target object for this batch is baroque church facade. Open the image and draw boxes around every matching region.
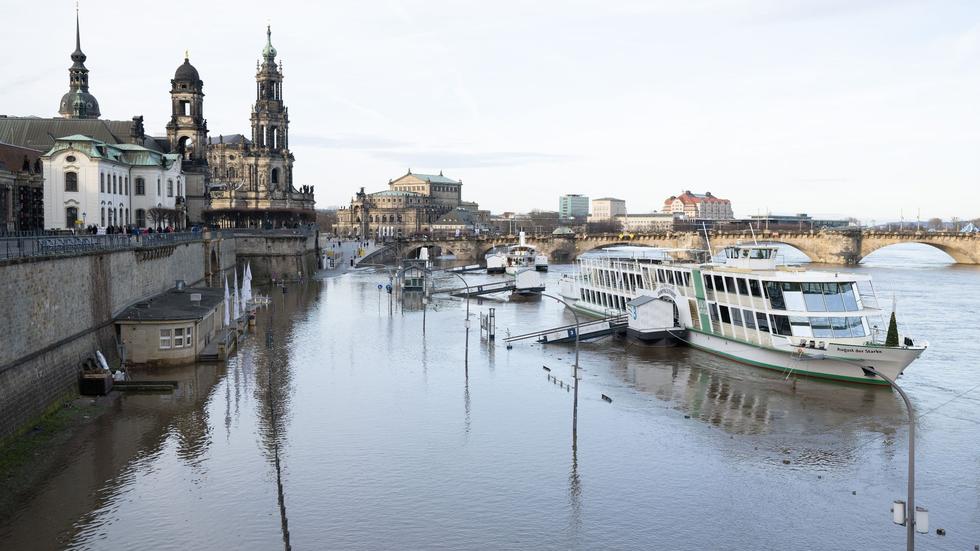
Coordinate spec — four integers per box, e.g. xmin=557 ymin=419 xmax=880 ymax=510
xmin=205 ymin=27 xmax=314 ymax=228
xmin=0 ymin=11 xmax=314 ymax=230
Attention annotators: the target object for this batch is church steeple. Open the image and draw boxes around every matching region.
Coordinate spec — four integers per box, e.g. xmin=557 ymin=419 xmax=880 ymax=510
xmin=59 ymin=4 xmax=101 ymax=119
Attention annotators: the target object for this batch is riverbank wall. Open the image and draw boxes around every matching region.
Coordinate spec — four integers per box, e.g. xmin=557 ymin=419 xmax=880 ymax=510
xmin=0 ymin=230 xmax=314 ymax=442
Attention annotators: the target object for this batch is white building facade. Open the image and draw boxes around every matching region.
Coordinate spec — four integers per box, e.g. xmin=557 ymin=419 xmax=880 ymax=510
xmin=617 ymin=213 xmax=676 ymax=232
xmin=42 ymin=135 xmax=182 ymax=230
xmin=589 ymin=197 xmax=626 ymax=221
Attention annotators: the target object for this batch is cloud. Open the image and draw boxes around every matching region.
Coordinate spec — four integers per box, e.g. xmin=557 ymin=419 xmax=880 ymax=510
xmin=289 ymin=134 xmax=411 ymax=149
xmin=366 ymin=150 xmax=577 ymax=169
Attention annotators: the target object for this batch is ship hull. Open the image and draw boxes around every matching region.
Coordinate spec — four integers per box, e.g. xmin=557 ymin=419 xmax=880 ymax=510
xmin=684 ymin=329 xmax=925 ymax=385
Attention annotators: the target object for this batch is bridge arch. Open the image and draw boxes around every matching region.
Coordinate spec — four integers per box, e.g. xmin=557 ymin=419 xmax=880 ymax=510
xmin=859 ymin=240 xmax=962 ymax=264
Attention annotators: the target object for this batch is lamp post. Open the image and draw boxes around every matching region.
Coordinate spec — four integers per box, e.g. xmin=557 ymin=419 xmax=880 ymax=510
xmin=864 ymin=366 xmax=920 ymax=550
xmin=540 ymin=292 xmax=581 ymax=437
xmin=442 ymin=270 xmax=471 ymax=368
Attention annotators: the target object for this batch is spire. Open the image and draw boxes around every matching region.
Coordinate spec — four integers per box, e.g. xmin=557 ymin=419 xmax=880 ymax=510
xmin=71 ymin=2 xmax=85 ymax=65
xmin=262 ymin=24 xmax=277 ymax=61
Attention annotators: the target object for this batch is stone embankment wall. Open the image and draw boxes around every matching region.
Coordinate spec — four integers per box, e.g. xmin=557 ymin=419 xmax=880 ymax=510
xmin=0 ymin=242 xmax=212 ymax=441
xmin=234 ymin=232 xmax=318 ymax=283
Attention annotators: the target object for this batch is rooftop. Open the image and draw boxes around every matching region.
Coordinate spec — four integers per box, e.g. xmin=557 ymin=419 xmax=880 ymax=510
xmin=116 ymin=286 xmax=225 ymax=322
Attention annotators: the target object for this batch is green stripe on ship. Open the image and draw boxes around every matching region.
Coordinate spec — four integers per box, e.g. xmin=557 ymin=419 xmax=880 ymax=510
xmin=691 ymin=268 xmax=712 ymax=332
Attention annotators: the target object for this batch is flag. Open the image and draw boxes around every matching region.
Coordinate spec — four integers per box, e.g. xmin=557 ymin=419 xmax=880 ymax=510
xmin=223 ymin=276 xmax=230 ymax=327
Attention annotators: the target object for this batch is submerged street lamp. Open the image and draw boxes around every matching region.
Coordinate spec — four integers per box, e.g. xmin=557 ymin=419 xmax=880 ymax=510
xmin=863 ymin=365 xmax=925 ymax=550
xmin=540 ymin=292 xmax=581 ymax=437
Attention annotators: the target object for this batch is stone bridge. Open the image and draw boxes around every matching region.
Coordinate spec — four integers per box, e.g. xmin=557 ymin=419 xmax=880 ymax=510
xmin=362 ymin=229 xmax=980 ymax=265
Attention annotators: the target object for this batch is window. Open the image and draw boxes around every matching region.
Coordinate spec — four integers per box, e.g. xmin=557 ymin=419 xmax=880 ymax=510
xmin=157 ymin=178 xmax=161 ymax=196
xmin=125 ymin=177 xmax=129 ymax=195
xmin=100 ymin=173 xmax=105 ymax=193
xmin=770 ymin=314 xmax=792 ymax=336
xmin=823 ymin=283 xmax=845 ymax=312
xmin=160 ymin=328 xmax=172 ymax=349
xmin=101 ymin=207 xmax=105 ymax=226
xmin=65 ymin=172 xmax=78 ymax=192
xmin=731 ymin=308 xmax=743 ymax=326
xmin=177 ymin=180 xmax=182 ymax=196
xmin=811 ymin=317 xmax=834 ymax=338
xmin=842 ymin=283 xmax=859 ymax=311
xmin=724 ymin=276 xmax=736 ymax=295
xmin=136 ymin=209 xmax=145 ymax=227
xmin=135 ymin=177 xmax=145 ymax=195
xmin=756 ymin=312 xmax=771 ymax=332
xmin=736 ymin=278 xmax=749 ymax=296
xmin=185 ymin=326 xmax=194 ymax=347
xmin=765 ymin=281 xmax=784 ymax=309
xmin=65 ymin=206 xmax=78 ymax=227
xmin=719 ymin=305 xmax=732 ymax=324
xmin=802 ymin=283 xmax=826 ymax=311
xmin=112 ymin=174 xmax=117 ymax=194
xmin=167 ymin=179 xmax=174 ymax=197
xmin=704 ymin=274 xmax=714 ymax=290
xmin=174 ymin=327 xmax=184 ymax=348
xmin=789 ymin=316 xmax=813 ymax=338
xmin=749 ymin=279 xmax=763 ymax=298
xmin=742 ymin=309 xmax=756 ymax=329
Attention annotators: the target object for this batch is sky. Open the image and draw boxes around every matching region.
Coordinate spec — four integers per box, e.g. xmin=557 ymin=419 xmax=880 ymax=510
xmin=2 ymin=0 xmax=979 ymax=221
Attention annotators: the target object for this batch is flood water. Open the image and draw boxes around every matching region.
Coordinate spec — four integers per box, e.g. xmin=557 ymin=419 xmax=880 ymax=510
xmin=1 ymin=244 xmax=978 ymax=550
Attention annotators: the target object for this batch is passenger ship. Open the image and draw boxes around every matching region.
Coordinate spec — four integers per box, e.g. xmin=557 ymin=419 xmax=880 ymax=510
xmin=557 ymin=245 xmax=927 ymax=384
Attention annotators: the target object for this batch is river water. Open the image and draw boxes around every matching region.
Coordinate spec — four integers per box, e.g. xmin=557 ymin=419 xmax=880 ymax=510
xmin=1 ymin=244 xmax=977 ymax=550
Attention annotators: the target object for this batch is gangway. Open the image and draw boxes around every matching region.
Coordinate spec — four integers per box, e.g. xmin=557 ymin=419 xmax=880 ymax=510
xmin=434 ymin=280 xmax=517 ymax=298
xmin=505 ymin=314 xmax=628 ymax=344
xmin=447 ymin=264 xmax=484 ymax=273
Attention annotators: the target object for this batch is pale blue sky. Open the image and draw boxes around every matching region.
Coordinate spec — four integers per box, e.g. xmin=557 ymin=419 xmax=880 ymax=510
xmin=2 ymin=0 xmax=978 ymax=220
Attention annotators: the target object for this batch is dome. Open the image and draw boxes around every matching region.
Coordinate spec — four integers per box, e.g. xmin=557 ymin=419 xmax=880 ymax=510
xmin=58 ymin=90 xmax=101 ymax=119
xmin=174 ymin=58 xmax=200 ymax=82
xmin=262 ymin=25 xmax=277 ymax=59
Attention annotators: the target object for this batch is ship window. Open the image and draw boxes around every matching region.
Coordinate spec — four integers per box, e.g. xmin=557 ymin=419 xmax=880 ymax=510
xmin=709 ymin=303 xmax=720 ymax=323
xmin=842 ymin=283 xmax=859 ymax=311
xmin=803 ymin=283 xmax=827 ymax=311
xmin=713 ymin=275 xmax=724 ymax=292
xmin=736 ymin=278 xmax=749 ymax=296
xmin=723 ymin=277 xmax=736 ymax=294
xmin=830 ymin=317 xmax=848 ymax=338
xmin=782 ymin=284 xmax=805 ymax=311
xmin=770 ymin=314 xmax=792 ymax=336
xmin=789 ymin=316 xmax=813 ymax=338
xmin=743 ymin=309 xmax=756 ymax=329
xmin=719 ymin=305 xmax=731 ymax=324
xmin=764 ymin=281 xmax=785 ymax=309
xmin=811 ymin=317 xmax=834 ymax=338
xmin=749 ymin=279 xmax=763 ymax=298
xmin=850 ymin=317 xmax=868 ymax=337
xmin=730 ymin=308 xmax=743 ymax=326
xmin=704 ymin=275 xmax=713 ymax=290
xmin=823 ymin=283 xmax=846 ymax=311
xmin=683 ymin=273 xmax=691 ymax=287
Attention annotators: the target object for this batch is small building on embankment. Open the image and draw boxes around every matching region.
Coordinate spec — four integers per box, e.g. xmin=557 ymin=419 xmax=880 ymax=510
xmin=115 ymin=285 xmax=227 ymax=366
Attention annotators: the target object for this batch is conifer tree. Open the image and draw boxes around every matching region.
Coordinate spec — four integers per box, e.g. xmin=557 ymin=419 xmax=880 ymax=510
xmin=885 ymin=311 xmax=899 ymax=347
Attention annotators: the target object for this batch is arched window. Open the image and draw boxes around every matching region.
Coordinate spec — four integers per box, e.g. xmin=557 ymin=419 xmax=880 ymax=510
xmin=65 ymin=172 xmax=78 ymax=192
xmin=167 ymin=179 xmax=174 ymax=197
xmin=271 ymin=168 xmax=280 ymax=184
xmin=100 ymin=207 xmax=105 ymax=227
xmin=135 ymin=177 xmax=145 ymax=195
xmin=66 ymin=206 xmax=78 ymax=227
xmin=136 ymin=209 xmax=146 ymax=227
xmin=112 ymin=174 xmax=117 ymax=194
xmin=125 ymin=177 xmax=129 ymax=195
xmin=100 ymin=173 xmax=105 ymax=193
xmin=177 ymin=180 xmax=182 ymax=196
xmin=157 ymin=178 xmax=161 ymax=196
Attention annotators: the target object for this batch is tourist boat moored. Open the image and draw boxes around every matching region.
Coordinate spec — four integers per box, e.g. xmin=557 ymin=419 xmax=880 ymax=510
xmin=561 ymin=244 xmax=927 ymax=384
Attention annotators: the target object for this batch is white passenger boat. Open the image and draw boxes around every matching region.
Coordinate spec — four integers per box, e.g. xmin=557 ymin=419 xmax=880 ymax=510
xmin=502 ymin=231 xmax=548 ymax=275
xmin=559 ymin=245 xmax=927 ymax=385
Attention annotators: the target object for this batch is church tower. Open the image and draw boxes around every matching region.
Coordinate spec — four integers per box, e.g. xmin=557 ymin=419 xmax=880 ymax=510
xmin=166 ymin=54 xmax=208 ymax=163
xmin=58 ymin=7 xmax=101 ymax=119
xmin=249 ymin=25 xmax=292 ymax=193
